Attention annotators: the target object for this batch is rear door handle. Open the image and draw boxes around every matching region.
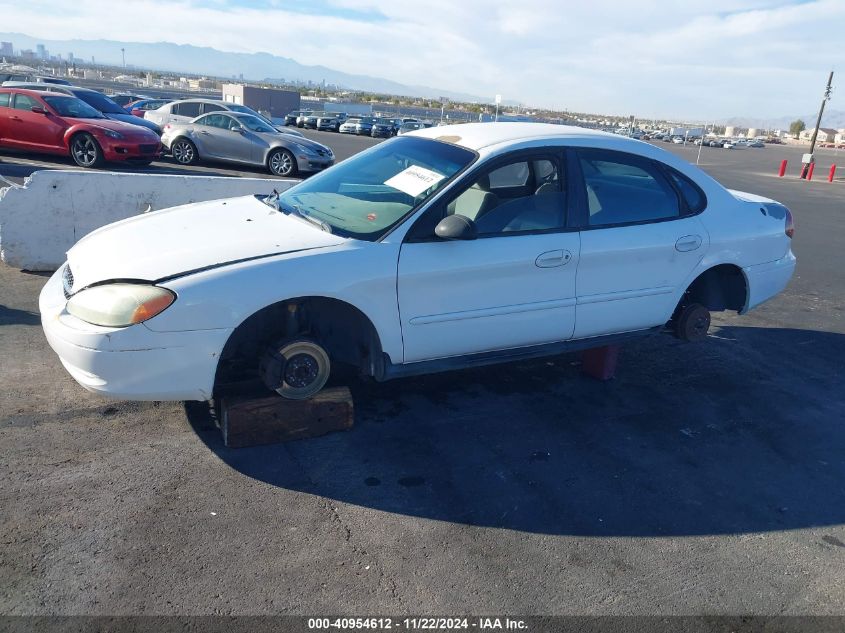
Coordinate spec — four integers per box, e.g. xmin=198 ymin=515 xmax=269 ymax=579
xmin=535 ymin=249 xmax=572 ymax=268
xmin=675 ymin=235 xmax=702 ymax=252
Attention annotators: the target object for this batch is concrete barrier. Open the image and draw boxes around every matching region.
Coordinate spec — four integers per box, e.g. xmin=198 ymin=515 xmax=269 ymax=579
xmin=0 ymin=170 xmax=297 ymax=271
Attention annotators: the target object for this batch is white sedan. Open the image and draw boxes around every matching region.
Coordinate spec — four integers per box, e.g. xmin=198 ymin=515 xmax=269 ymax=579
xmin=40 ymin=123 xmax=796 ymax=401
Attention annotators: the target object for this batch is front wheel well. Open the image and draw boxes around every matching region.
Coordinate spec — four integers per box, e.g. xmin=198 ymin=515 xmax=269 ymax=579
xmin=213 ymin=297 xmax=383 ymax=394
xmin=681 ymin=264 xmax=748 ymax=313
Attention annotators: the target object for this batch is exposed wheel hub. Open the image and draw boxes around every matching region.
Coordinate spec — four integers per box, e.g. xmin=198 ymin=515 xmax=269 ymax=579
xmin=284 ymin=353 xmax=320 ymax=388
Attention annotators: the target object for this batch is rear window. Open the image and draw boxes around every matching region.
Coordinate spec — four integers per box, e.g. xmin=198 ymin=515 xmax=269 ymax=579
xmin=0 ymin=92 xmax=9 ymax=108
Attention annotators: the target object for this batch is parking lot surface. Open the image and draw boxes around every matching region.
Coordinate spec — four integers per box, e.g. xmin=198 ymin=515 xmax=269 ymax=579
xmin=1 ymin=135 xmax=844 ymax=615
xmin=0 ymin=128 xmax=383 ymax=185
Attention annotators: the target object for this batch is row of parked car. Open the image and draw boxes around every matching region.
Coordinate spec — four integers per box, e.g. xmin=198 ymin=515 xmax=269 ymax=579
xmin=0 ymin=81 xmax=336 ymax=176
xmin=284 ymin=110 xmax=433 ymax=137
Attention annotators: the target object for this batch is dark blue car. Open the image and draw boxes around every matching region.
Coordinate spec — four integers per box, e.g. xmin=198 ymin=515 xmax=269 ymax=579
xmin=67 ymin=88 xmax=161 ymax=135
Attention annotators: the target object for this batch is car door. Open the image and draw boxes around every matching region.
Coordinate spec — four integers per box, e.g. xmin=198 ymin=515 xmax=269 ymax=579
xmin=170 ymin=101 xmax=201 ymax=125
xmin=571 ymin=148 xmax=709 ymax=339
xmin=4 ymin=92 xmax=65 ymax=151
xmin=197 ymin=113 xmax=256 ymax=163
xmin=397 ymin=150 xmax=580 ymax=362
xmin=0 ymin=92 xmax=12 ymax=145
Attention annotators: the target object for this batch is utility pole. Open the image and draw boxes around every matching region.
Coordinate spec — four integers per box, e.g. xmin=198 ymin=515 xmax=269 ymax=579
xmin=801 ymin=71 xmax=834 ymax=179
xmin=121 ymin=48 xmax=125 ymax=69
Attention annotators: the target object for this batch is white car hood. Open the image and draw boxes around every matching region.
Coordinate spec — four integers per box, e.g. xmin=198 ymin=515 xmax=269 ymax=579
xmin=66 ymin=195 xmax=345 ymax=290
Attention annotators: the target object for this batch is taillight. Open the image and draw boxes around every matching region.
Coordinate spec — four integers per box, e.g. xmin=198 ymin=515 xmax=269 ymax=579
xmin=785 ymin=208 xmax=794 ymax=238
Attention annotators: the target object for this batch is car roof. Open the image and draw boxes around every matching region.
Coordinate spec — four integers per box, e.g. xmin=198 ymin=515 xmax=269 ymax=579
xmin=0 ymin=87 xmax=69 ymax=97
xmin=174 ymin=98 xmax=228 ymax=104
xmin=408 ymin=122 xmax=619 ymax=151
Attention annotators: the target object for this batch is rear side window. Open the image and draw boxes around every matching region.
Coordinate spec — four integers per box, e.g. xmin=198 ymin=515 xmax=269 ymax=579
xmin=667 ymin=168 xmax=707 ymax=213
xmin=577 ymin=150 xmax=680 ymax=226
xmin=201 ymin=103 xmax=225 ymax=114
xmin=174 ymin=102 xmax=201 ymax=117
xmin=0 ymin=92 xmax=9 ymax=108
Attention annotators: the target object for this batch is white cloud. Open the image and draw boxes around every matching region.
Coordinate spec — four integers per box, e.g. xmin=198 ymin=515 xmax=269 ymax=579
xmin=2 ymin=0 xmax=843 ymax=119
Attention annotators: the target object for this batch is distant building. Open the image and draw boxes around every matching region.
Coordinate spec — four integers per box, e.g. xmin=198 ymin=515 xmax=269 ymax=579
xmin=188 ymin=77 xmax=219 ymax=91
xmin=724 ymin=125 xmax=736 ymax=137
xmin=834 ymin=132 xmax=845 ymax=145
xmin=800 ymin=127 xmax=838 ymax=142
xmin=0 ymin=42 xmax=13 ymax=57
xmin=747 ymin=128 xmax=760 ymax=138
xmin=20 ymin=49 xmax=36 ymax=60
xmin=68 ymin=52 xmax=74 ymax=63
xmin=222 ymin=83 xmax=301 ymax=119
xmin=36 ymin=44 xmax=47 ymax=59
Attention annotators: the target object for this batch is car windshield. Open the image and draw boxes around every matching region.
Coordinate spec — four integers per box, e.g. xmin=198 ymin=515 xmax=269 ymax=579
xmin=346 ymin=118 xmax=361 ymax=124
xmin=227 ymin=103 xmax=276 ymax=127
xmin=74 ymin=91 xmax=125 ymax=114
xmin=233 ymin=113 xmax=276 ymax=133
xmin=43 ymin=95 xmax=104 ymax=119
xmin=401 ymin=123 xmax=422 ymax=131
xmin=274 ymin=136 xmax=476 ymax=241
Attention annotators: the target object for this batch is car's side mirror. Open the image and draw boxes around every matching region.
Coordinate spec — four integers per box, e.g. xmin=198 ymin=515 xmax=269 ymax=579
xmin=435 ymin=214 xmax=478 ymax=240
xmin=31 ymin=106 xmax=47 ymax=114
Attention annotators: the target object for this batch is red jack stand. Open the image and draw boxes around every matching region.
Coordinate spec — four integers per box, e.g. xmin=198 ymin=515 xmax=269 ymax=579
xmin=581 ymin=345 xmax=620 ymax=381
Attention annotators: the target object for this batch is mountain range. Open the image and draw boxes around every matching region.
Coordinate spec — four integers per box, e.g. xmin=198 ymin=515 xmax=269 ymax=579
xmin=0 ymin=32 xmax=487 ymax=103
xmin=723 ymin=110 xmax=845 ymax=132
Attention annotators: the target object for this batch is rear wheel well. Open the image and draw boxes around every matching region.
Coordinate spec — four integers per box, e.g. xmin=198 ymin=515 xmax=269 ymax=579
xmin=681 ymin=265 xmax=747 ymax=313
xmin=213 ymin=297 xmax=383 ymax=394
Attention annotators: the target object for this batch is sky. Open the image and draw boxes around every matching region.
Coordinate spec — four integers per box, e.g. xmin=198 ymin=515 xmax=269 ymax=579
xmin=2 ymin=0 xmax=843 ymax=120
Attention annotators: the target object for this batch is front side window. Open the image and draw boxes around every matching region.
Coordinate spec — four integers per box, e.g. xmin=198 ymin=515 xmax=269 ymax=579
xmin=578 ymin=150 xmax=680 ymax=226
xmin=275 ymin=136 xmax=476 ymax=241
xmin=195 ymin=113 xmax=228 ymax=129
xmin=446 ymin=157 xmax=566 ymax=235
xmin=12 ymin=94 xmax=36 ymax=111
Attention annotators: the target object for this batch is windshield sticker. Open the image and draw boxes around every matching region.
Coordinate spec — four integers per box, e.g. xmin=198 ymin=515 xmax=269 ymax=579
xmin=384 ymin=165 xmax=446 ymax=197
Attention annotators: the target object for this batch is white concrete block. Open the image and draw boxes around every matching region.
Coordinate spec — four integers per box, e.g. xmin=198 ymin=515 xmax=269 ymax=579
xmin=0 ymin=170 xmax=297 ymax=271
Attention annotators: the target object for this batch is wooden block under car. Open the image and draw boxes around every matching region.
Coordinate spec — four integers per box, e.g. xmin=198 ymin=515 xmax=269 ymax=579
xmin=580 ymin=345 xmax=620 ymax=381
xmin=218 ymin=387 xmax=354 ymax=448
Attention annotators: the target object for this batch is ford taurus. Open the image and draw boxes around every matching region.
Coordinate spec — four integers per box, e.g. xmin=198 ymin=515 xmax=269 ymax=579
xmin=40 ymin=123 xmax=796 ymax=401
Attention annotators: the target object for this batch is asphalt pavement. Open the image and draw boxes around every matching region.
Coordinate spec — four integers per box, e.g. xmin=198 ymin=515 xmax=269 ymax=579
xmin=0 ymin=128 xmax=382 ymax=185
xmin=1 ymin=132 xmax=844 ymax=617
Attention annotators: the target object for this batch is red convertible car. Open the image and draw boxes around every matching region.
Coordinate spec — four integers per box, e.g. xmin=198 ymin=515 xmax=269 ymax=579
xmin=0 ymin=88 xmax=162 ymax=168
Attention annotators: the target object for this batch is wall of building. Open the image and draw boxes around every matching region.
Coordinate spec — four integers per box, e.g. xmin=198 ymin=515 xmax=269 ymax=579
xmin=222 ymin=84 xmax=301 ymax=118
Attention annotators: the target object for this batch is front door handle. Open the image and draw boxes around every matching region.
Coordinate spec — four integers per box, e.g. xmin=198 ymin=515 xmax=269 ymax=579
xmin=535 ymin=249 xmax=572 ymax=268
xmin=675 ymin=235 xmax=702 ymax=252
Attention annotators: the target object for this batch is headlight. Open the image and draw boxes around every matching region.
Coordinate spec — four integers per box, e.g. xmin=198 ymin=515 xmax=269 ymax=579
xmin=66 ymin=284 xmax=175 ymax=327
xmin=293 ymin=143 xmax=316 ymax=155
xmin=103 ymin=130 xmax=124 ymax=139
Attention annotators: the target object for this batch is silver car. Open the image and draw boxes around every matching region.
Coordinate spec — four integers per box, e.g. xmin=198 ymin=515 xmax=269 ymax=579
xmin=146 ymin=98 xmax=304 ymax=138
xmin=161 ymin=111 xmax=334 ymax=177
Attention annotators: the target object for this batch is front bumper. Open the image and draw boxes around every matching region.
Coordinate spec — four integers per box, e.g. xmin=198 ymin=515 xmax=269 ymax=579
xmin=743 ymin=250 xmax=797 ymax=312
xmin=39 ymin=267 xmax=232 ymax=401
xmin=100 ymin=137 xmax=163 ymax=162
